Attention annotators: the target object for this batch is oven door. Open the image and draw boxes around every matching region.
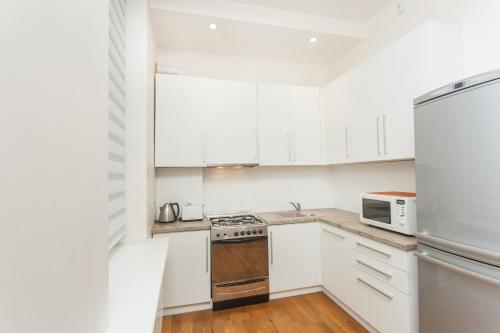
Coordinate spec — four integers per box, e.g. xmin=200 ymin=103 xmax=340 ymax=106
xmin=211 ymin=236 xmax=269 ymax=303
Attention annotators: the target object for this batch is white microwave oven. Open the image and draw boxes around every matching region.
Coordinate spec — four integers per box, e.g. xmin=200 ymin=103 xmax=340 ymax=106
xmin=360 ymin=192 xmax=417 ymax=236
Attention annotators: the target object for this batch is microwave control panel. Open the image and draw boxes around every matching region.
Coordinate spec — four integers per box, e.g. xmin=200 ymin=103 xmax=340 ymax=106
xmin=396 ymin=199 xmax=406 ymax=225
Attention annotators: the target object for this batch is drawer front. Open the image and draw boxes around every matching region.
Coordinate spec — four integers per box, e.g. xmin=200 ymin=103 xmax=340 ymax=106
xmin=351 ymin=235 xmax=409 ymax=272
xmin=352 ymin=251 xmax=410 ymax=295
xmin=351 ymin=268 xmax=411 ymax=333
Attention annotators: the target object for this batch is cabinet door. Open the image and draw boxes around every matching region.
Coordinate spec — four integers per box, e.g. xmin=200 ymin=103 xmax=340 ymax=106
xmin=206 ymin=79 xmax=258 ymax=165
xmin=154 ymin=231 xmax=211 ymax=308
xmin=155 ymin=74 xmax=206 ymax=166
xmin=290 ymin=86 xmax=322 ymax=165
xmin=320 ymin=224 xmax=352 ymax=305
xmin=258 ymin=84 xmax=292 ymax=165
xmin=269 ymin=223 xmax=318 ymax=293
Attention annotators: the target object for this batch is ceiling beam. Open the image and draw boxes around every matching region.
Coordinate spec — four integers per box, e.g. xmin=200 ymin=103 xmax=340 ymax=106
xmin=150 ymin=0 xmax=367 ymax=39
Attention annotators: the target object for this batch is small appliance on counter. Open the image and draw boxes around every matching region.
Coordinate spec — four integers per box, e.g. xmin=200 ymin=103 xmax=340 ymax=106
xmin=181 ymin=203 xmax=203 ymax=221
xmin=359 ymin=192 xmax=416 ymax=235
xmin=158 ymin=202 xmax=179 ymax=223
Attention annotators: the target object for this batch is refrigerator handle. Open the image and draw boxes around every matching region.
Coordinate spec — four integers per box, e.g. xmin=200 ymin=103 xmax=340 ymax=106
xmin=416 ymin=232 xmax=500 ymax=265
xmin=415 ymin=251 xmax=500 ymax=287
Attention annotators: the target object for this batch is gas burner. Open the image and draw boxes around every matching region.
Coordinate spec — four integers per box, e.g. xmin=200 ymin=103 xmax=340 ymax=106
xmin=210 ymin=214 xmax=266 ymax=228
xmin=209 ymin=214 xmax=268 ymax=240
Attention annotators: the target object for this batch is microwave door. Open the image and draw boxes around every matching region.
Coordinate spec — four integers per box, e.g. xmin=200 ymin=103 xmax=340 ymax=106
xmin=362 ymin=198 xmax=391 ymax=224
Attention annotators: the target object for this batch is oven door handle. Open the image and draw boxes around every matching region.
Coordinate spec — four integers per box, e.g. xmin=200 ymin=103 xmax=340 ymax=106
xmin=213 ymin=236 xmax=267 ymax=244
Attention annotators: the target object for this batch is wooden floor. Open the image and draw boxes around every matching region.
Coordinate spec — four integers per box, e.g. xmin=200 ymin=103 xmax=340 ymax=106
xmin=162 ymin=292 xmax=368 ymax=333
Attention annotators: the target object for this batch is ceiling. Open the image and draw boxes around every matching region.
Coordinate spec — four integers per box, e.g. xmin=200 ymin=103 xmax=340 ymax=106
xmin=152 ymin=10 xmax=360 ymax=65
xmin=225 ymin=0 xmax=393 ymax=22
xmin=150 ymin=0 xmax=392 ymax=65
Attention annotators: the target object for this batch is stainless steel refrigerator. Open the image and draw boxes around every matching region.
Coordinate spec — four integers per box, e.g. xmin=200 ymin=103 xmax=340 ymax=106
xmin=414 ymin=70 xmax=500 ymax=333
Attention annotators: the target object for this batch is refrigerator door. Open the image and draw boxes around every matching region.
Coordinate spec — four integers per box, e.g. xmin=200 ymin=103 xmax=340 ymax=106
xmin=417 ymin=244 xmax=500 ymax=333
xmin=414 ymin=78 xmax=500 ymax=265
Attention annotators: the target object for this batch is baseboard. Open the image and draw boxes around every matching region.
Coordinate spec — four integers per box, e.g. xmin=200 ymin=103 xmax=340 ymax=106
xmin=270 ymin=286 xmax=322 ymax=300
xmin=322 ymin=288 xmax=378 ymax=333
xmin=161 ymin=302 xmax=212 ymax=316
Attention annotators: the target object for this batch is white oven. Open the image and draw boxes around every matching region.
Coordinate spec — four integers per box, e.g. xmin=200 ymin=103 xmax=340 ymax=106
xmin=360 ymin=192 xmax=417 ymax=236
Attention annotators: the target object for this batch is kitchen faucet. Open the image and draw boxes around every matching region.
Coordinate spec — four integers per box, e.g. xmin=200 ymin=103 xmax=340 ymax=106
xmin=289 ymin=202 xmax=301 ymax=212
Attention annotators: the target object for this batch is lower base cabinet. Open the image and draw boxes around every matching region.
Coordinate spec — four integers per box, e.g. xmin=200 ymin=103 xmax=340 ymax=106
xmin=319 ymin=223 xmax=417 ymax=333
xmin=269 ymin=223 xmax=318 ymax=293
xmin=153 ymin=230 xmax=211 ymax=308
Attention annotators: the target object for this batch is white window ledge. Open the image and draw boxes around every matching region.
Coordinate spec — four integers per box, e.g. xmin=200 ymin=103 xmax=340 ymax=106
xmin=107 ymin=237 xmax=169 ymax=333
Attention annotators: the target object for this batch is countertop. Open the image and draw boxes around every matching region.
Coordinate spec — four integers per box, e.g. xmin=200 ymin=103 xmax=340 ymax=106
xmin=151 ymin=208 xmax=417 ymax=251
xmin=107 ymin=237 xmax=169 ymax=333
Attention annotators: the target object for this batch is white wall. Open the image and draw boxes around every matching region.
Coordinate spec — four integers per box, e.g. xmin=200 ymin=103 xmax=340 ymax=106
xmin=0 ymin=1 xmax=108 ymax=332
xmin=156 ymin=48 xmax=333 ymax=86
xmin=331 ymin=161 xmax=416 ymax=213
xmin=125 ymin=0 xmax=157 ymax=243
xmin=156 ymin=166 xmax=335 ymax=215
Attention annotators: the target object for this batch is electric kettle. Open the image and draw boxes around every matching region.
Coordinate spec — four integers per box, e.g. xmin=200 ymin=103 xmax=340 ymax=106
xmin=159 ymin=202 xmax=179 ymax=223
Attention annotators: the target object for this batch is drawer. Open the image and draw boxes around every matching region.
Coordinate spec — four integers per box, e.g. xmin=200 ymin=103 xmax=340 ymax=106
xmin=350 ymin=234 xmax=410 ymax=272
xmin=351 ymin=267 xmax=411 ymax=333
xmin=351 ymin=251 xmax=410 ymax=295
xmin=321 ymin=223 xmax=351 ymax=241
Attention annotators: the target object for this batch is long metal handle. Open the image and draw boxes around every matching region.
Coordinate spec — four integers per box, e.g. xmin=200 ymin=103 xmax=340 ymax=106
xmin=357 ymin=277 xmax=393 ymax=300
xmin=292 ymin=132 xmax=296 ymax=162
xmin=323 ymin=228 xmax=345 ymax=240
xmin=203 ymin=131 xmax=207 ymax=164
xmin=270 ymin=231 xmax=274 ymax=265
xmin=344 ymin=126 xmax=349 ymax=159
xmin=415 ymin=252 xmax=500 ymax=287
xmin=416 ymin=232 xmax=500 ymax=265
xmin=382 ymin=114 xmax=387 ymax=155
xmin=287 ymin=132 xmax=291 ymax=162
xmin=255 ymin=131 xmax=259 ymax=161
xmin=205 ymin=236 xmax=209 ymax=273
xmin=356 ymin=242 xmax=392 ymax=258
xmin=356 ymin=259 xmax=392 ymax=278
xmin=376 ymin=116 xmax=381 ymax=155
xmin=218 ymin=286 xmax=266 ymax=296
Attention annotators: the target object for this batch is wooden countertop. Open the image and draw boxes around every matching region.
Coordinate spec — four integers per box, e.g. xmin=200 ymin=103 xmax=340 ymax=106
xmin=150 ymin=208 xmax=417 ymax=251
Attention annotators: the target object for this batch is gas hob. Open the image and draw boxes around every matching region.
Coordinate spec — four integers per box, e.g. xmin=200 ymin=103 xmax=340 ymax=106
xmin=209 ymin=214 xmax=267 ymax=240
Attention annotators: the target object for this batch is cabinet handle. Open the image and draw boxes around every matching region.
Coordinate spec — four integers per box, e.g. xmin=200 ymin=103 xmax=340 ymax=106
xmin=255 ymin=131 xmax=259 ymax=161
xmin=287 ymin=132 xmax=291 ymax=162
xmin=292 ymin=132 xmax=296 ymax=162
xmin=270 ymin=231 xmax=274 ymax=265
xmin=357 ymin=277 xmax=393 ymax=300
xmin=323 ymin=229 xmax=345 ymax=240
xmin=356 ymin=242 xmax=392 ymax=258
xmin=382 ymin=114 xmax=387 ymax=155
xmin=376 ymin=116 xmax=381 ymax=155
xmin=344 ymin=126 xmax=349 ymax=159
xmin=205 ymin=236 xmax=209 ymax=273
xmin=203 ymin=131 xmax=207 ymax=164
xmin=356 ymin=259 xmax=392 ymax=278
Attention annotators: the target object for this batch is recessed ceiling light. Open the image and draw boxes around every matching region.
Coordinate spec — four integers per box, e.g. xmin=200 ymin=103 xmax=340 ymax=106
xmin=309 ymin=37 xmax=318 ymax=43
xmin=209 ymin=23 xmax=218 ymax=30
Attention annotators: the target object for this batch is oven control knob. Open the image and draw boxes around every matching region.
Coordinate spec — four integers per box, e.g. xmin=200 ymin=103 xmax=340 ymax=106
xmin=252 ymin=230 xmax=257 ymax=234
xmin=240 ymin=231 xmax=246 ymax=236
xmin=258 ymin=229 xmax=263 ymax=234
xmin=216 ymin=234 xmax=220 ymax=238
xmin=246 ymin=231 xmax=251 ymax=235
xmin=234 ymin=232 xmax=238 ymax=236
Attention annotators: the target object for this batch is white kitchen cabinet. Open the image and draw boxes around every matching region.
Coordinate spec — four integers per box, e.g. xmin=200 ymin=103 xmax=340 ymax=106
xmin=153 ymin=231 xmax=211 ymax=308
xmin=320 ymin=224 xmax=352 ymax=305
xmin=206 ymin=79 xmax=258 ymax=165
xmin=258 ymin=84 xmax=322 ymax=166
xmin=324 ymin=21 xmax=463 ymax=164
xmin=155 ymin=74 xmax=207 ymax=167
xmin=268 ymin=223 xmax=318 ymax=293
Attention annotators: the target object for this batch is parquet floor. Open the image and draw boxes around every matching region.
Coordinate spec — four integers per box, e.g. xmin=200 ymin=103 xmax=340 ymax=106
xmin=162 ymin=292 xmax=368 ymax=333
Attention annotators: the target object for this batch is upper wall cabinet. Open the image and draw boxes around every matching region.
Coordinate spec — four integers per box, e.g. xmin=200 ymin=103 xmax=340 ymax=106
xmin=258 ymin=84 xmax=322 ymax=166
xmin=206 ymin=79 xmax=259 ymax=165
xmin=324 ymin=21 xmax=464 ymax=164
xmin=155 ymin=74 xmax=207 ymax=167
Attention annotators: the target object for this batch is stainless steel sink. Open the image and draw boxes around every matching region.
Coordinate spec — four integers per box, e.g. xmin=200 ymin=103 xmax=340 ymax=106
xmin=277 ymin=211 xmax=306 ymax=218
